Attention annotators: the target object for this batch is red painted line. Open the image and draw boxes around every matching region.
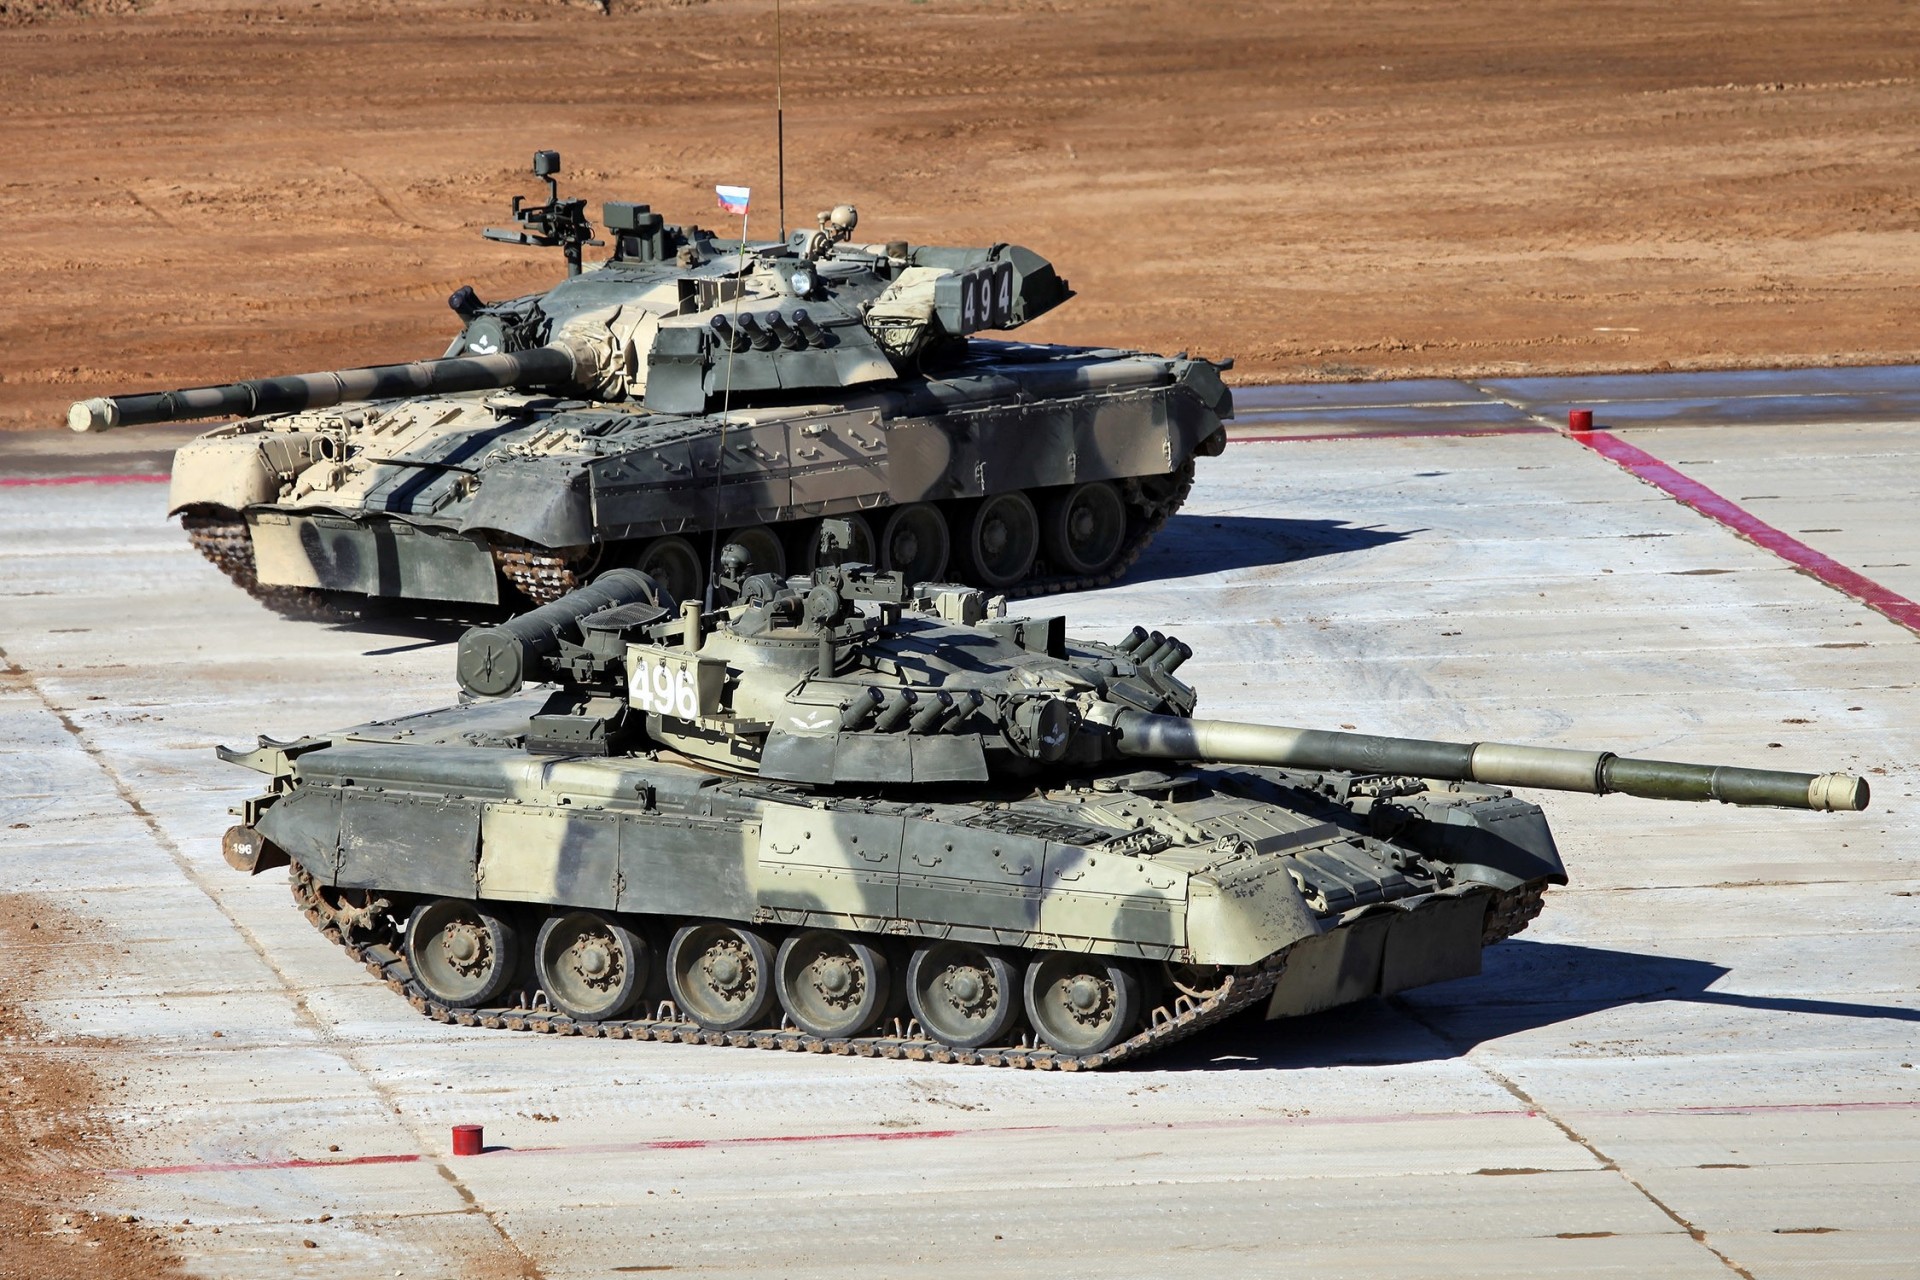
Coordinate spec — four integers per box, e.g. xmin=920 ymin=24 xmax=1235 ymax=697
xmin=0 ymin=472 xmax=168 ymax=488
xmin=1572 ymin=428 xmax=1920 ymax=637
xmin=111 ymin=1152 xmax=420 ymax=1177
xmin=1231 ymin=425 xmax=1545 ymax=444
xmin=513 ymin=1126 xmax=972 ymax=1158
xmin=105 ymin=1097 xmax=1920 ymax=1178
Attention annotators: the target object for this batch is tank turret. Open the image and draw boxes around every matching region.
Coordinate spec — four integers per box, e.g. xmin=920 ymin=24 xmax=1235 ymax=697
xmin=71 ymin=151 xmax=1075 ymax=431
xmin=438 ymin=543 xmax=1868 ymax=811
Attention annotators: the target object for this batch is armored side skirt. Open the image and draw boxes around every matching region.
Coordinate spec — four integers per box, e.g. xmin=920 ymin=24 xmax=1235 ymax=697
xmin=1264 ymin=889 xmax=1490 ymax=1019
xmin=250 ymin=511 xmax=500 ymax=604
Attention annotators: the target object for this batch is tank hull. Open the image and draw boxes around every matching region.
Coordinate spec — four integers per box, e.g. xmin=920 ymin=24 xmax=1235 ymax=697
xmin=170 ymin=343 xmax=1229 ymax=611
xmin=229 ymin=695 xmax=1563 ymax=1069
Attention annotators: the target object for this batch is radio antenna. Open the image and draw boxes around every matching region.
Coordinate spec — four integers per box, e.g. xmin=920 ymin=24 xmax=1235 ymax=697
xmin=775 ymin=0 xmax=786 ymax=241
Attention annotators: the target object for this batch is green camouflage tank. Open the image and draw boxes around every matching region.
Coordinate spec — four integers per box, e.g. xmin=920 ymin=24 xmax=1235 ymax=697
xmin=217 ymin=535 xmax=1869 ymax=1068
xmin=70 ymin=152 xmax=1230 ymax=615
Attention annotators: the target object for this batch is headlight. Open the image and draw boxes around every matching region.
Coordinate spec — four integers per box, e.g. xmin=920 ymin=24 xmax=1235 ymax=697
xmin=788 ymin=266 xmax=815 ymax=297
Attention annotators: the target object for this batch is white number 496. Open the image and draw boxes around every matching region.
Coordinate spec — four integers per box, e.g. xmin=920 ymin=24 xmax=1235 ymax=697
xmin=631 ymin=654 xmax=700 ymax=720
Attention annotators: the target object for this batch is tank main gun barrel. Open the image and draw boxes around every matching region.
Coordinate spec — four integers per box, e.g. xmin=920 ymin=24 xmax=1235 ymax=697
xmin=68 ymin=345 xmax=578 ymax=433
xmin=1107 ymin=710 xmax=1869 ymax=812
xmin=456 ymin=568 xmax=664 ymax=698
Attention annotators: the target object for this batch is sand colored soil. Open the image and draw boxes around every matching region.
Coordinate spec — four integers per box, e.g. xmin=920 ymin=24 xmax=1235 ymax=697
xmin=4 ymin=0 xmax=1917 ymax=431
xmin=0 ymin=892 xmax=189 ymax=1280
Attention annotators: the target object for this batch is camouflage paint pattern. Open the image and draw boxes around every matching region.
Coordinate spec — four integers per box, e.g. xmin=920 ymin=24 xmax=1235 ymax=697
xmin=220 ymin=567 xmax=1862 ymax=1049
xmin=74 ymin=157 xmax=1231 ymax=608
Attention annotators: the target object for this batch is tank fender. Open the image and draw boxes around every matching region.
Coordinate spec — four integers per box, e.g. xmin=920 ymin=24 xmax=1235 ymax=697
xmin=253 ymin=786 xmax=344 ymax=885
xmin=1377 ymin=791 xmax=1569 ymax=891
xmin=1168 ymin=366 xmax=1232 ymax=461
xmin=168 ymin=429 xmax=333 ymax=516
xmin=1183 ymin=861 xmax=1322 ymax=967
xmin=456 ymin=458 xmax=594 ymax=546
xmin=1173 ymin=358 xmax=1233 ymax=419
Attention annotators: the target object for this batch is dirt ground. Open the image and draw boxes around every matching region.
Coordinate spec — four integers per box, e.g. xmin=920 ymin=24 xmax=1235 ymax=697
xmin=1 ymin=0 xmax=1917 ymax=431
xmin=0 ymin=893 xmax=188 ymax=1280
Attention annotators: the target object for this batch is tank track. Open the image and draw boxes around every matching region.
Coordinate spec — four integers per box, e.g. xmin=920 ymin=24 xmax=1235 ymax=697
xmin=289 ymin=867 xmax=1548 ymax=1071
xmin=492 ymin=542 xmax=583 ymax=606
xmin=1482 ymin=882 xmax=1549 ymax=945
xmin=180 ymin=514 xmax=352 ymax=621
xmin=494 ymin=463 xmax=1199 ymax=607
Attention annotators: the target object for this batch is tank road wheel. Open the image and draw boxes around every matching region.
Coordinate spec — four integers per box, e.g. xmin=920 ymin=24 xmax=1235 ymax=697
xmin=877 ymin=503 xmax=951 ymax=584
xmin=535 ymin=911 xmax=648 ymax=1022
xmin=723 ymin=524 xmax=788 ymax=580
xmin=957 ymin=492 xmax=1039 ymax=589
xmin=800 ymin=513 xmax=876 ymax=571
xmin=632 ymin=536 xmax=704 ymax=607
xmin=1041 ymin=481 xmax=1127 ymax=577
xmin=1024 ymin=954 xmax=1142 ymax=1056
xmin=666 ymin=923 xmax=778 ymax=1032
xmin=406 ymin=899 xmax=524 ymax=1009
xmin=906 ymin=942 xmax=1023 ymax=1050
xmin=775 ymin=930 xmax=893 ymax=1039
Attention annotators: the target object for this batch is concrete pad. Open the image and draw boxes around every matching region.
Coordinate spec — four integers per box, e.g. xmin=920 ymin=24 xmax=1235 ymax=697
xmin=1483 ymin=367 xmax=1920 ymax=404
xmin=2 ymin=365 xmax=1916 ymax=1276
xmin=1232 ymin=400 xmax=1542 ymax=438
xmin=1234 ymin=378 xmax=1498 ymax=409
xmin=1610 ymin=421 xmax=1920 ymax=605
xmin=1505 ymin=392 xmax=1920 ymax=430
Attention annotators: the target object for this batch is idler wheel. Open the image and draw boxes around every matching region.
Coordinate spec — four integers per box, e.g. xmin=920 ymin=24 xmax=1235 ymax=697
xmin=631 ymin=536 xmax=704 ymax=608
xmin=535 ymin=911 xmax=649 ymax=1022
xmin=877 ymin=503 xmax=951 ymax=584
xmin=1041 ymin=481 xmax=1127 ymax=577
xmin=957 ymin=492 xmax=1038 ymax=589
xmin=667 ymin=923 xmax=778 ymax=1032
xmin=406 ymin=899 xmax=524 ymax=1009
xmin=906 ymin=942 xmax=1023 ymax=1049
xmin=1024 ymin=954 xmax=1141 ymax=1056
xmin=776 ymin=930 xmax=893 ymax=1039
xmin=722 ymin=524 xmax=788 ymax=580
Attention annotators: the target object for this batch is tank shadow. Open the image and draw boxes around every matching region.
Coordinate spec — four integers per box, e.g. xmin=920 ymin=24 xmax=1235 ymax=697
xmin=324 ymin=607 xmax=475 ymax=654
xmin=1138 ymin=938 xmax=1920 ymax=1073
xmin=277 ymin=512 xmax=1410 ymax=642
xmin=1117 ymin=514 xmax=1413 ymax=587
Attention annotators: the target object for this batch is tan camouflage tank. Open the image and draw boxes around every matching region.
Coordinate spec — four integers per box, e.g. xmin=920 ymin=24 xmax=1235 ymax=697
xmin=217 ymin=534 xmax=1869 ymax=1068
xmin=70 ymin=152 xmax=1230 ymax=616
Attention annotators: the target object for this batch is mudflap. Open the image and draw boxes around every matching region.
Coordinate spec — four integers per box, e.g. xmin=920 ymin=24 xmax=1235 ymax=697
xmin=1264 ymin=887 xmax=1491 ymax=1019
xmin=249 ymin=511 xmax=500 ymax=604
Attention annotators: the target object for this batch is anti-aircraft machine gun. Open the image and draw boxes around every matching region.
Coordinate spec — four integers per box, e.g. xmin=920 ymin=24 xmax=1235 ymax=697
xmin=70 ymin=152 xmax=1231 ymax=618
xmin=219 ymin=529 xmax=1868 ymax=1069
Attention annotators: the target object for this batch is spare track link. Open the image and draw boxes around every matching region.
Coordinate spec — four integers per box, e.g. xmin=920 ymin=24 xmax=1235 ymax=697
xmin=180 ymin=514 xmax=350 ymax=620
xmin=494 ymin=462 xmax=1199 ymax=607
xmin=290 ymin=870 xmax=1550 ymax=1070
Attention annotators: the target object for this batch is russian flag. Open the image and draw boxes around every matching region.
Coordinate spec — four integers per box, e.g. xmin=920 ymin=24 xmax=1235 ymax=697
xmin=715 ymin=184 xmax=751 ymax=216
